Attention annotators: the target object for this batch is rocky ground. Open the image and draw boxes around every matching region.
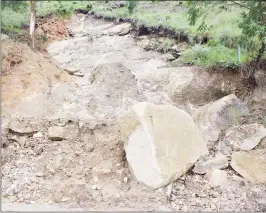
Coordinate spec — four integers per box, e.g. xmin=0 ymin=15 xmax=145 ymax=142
xmin=1 ymin=13 xmax=266 ymax=211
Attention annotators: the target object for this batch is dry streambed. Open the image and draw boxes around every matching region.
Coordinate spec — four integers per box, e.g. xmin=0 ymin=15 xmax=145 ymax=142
xmin=1 ymin=14 xmax=266 ymax=211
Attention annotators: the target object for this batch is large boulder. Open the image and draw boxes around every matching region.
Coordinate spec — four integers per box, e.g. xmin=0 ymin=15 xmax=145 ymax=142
xmin=231 ymin=150 xmax=266 ymax=184
xmin=193 ymin=94 xmax=248 ymax=142
xmin=119 ymin=102 xmax=208 ymax=189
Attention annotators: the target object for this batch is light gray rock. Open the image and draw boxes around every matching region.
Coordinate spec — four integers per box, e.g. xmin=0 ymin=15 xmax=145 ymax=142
xmin=163 ymin=53 xmax=176 ymax=61
xmin=48 ymin=126 xmax=65 ymax=141
xmin=119 ymin=102 xmax=208 ymax=189
xmin=63 ymin=67 xmax=80 ymax=75
xmin=193 ymin=94 xmax=248 ymax=142
xmin=231 ymin=150 xmax=266 ymax=184
xmin=193 ymin=154 xmax=228 ymax=174
xmin=9 ymin=120 xmax=33 ymax=134
xmin=73 ymin=72 xmax=84 ymax=77
xmin=220 ymin=123 xmax=266 ymax=153
xmin=7 ymin=134 xmax=27 ymax=147
xmin=33 ymin=131 xmax=44 ymax=138
xmin=204 ymin=169 xmax=227 ymax=188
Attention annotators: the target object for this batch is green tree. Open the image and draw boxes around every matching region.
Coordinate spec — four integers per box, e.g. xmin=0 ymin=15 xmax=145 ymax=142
xmin=185 ymin=1 xmax=266 ymax=63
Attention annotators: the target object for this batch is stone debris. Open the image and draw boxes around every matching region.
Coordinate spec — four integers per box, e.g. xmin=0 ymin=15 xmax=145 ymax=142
xmin=193 ymin=94 xmax=249 ymax=142
xmin=220 ymin=123 xmax=266 ymax=152
xmin=73 ymin=72 xmax=84 ymax=77
xmin=48 ymin=126 xmax=65 ymax=141
xmin=119 ymin=102 xmax=208 ymax=189
xmin=33 ymin=131 xmax=44 ymax=138
xmin=231 ymin=150 xmax=266 ymax=184
xmin=163 ymin=53 xmax=176 ymax=62
xmin=63 ymin=67 xmax=80 ymax=75
xmin=7 ymin=134 xmax=27 ymax=147
xmin=193 ymin=154 xmax=228 ymax=174
xmin=9 ymin=120 xmax=33 ymax=134
xmin=205 ymin=169 xmax=227 ymax=188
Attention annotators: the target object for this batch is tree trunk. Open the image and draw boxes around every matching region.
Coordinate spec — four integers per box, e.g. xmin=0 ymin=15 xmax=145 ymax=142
xmin=30 ymin=0 xmax=36 ymax=50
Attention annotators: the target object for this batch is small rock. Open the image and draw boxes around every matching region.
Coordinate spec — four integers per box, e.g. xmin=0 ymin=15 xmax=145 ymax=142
xmin=123 ymin=177 xmax=128 ymax=183
xmin=62 ymin=197 xmax=71 ymax=202
xmin=231 ymin=150 xmax=266 ymax=183
xmin=210 ymin=204 xmax=216 ymax=210
xmin=48 ymin=126 xmax=64 ymax=141
xmin=36 ymin=172 xmax=45 ymax=177
xmin=90 ymin=185 xmax=99 ymax=190
xmin=102 ymin=183 xmax=119 ymax=200
xmin=79 ymin=121 xmax=85 ymax=129
xmin=1 ymin=136 xmax=8 ymax=147
xmin=163 ymin=53 xmax=176 ymax=61
xmin=85 ymin=144 xmax=94 ymax=152
xmin=33 ymin=131 xmax=43 ymax=138
xmin=6 ymin=187 xmax=15 ymax=196
xmin=9 ymin=196 xmax=17 ymax=203
xmin=75 ymin=151 xmax=81 ymax=156
xmin=73 ymin=72 xmax=84 ymax=77
xmin=193 ymin=154 xmax=228 ymax=174
xmin=7 ymin=134 xmax=27 ymax=147
xmin=205 ymin=169 xmax=227 ymax=188
xmin=64 ymin=67 xmax=80 ymax=75
xmin=35 ymin=146 xmax=44 ymax=155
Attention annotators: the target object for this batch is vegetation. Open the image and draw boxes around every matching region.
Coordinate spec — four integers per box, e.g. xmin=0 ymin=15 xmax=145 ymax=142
xmin=185 ymin=1 xmax=266 ymax=67
xmin=183 ymin=44 xmax=248 ymax=68
xmin=1 ymin=1 xmax=90 ymax=36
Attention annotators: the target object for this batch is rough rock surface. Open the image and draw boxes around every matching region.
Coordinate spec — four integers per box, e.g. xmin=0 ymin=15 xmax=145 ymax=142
xmin=193 ymin=94 xmax=249 ymax=142
xmin=119 ymin=102 xmax=208 ymax=189
xmin=231 ymin=150 xmax=266 ymax=184
xmin=218 ymin=123 xmax=266 ymax=155
xmin=205 ymin=169 xmax=228 ymax=188
xmin=193 ymin=154 xmax=228 ymax=174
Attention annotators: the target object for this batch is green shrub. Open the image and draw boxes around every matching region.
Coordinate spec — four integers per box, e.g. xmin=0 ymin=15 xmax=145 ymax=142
xmin=162 ymin=38 xmax=174 ymax=53
xmin=183 ymin=44 xmax=248 ymax=68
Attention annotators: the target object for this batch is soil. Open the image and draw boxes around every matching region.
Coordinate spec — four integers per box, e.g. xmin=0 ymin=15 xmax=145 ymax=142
xmin=1 ymin=13 xmax=266 ymax=211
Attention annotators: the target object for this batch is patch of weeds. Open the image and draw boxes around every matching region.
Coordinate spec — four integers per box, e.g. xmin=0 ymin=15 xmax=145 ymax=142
xmin=182 ymin=43 xmax=248 ymax=68
xmin=1 ymin=8 xmax=29 ymax=37
xmin=162 ymin=38 xmax=174 ymax=53
xmin=38 ymin=34 xmax=48 ymax=42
